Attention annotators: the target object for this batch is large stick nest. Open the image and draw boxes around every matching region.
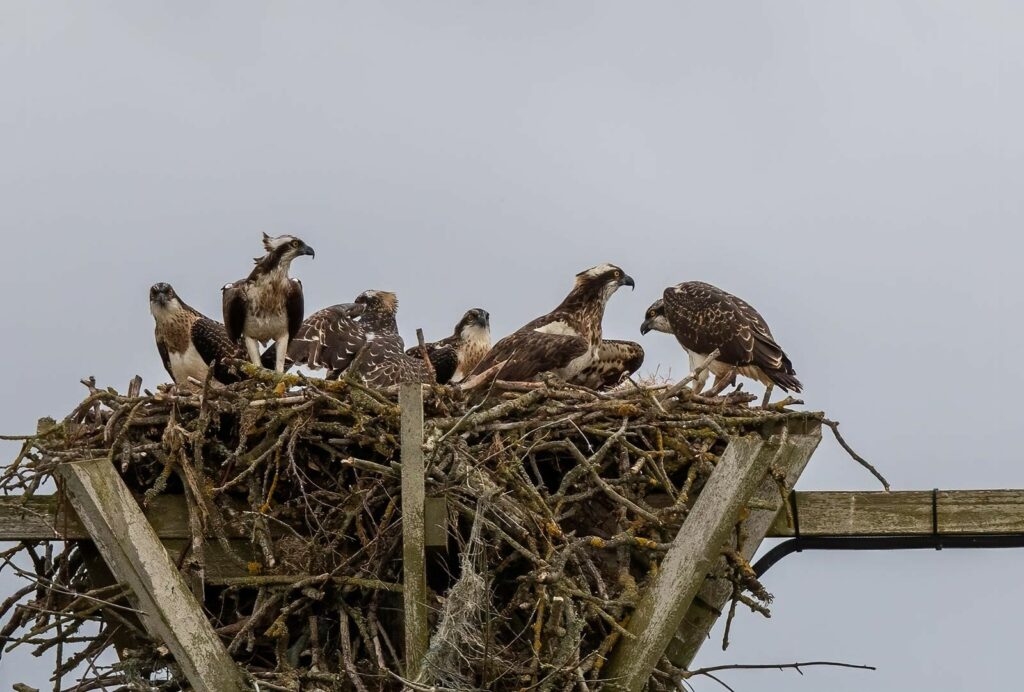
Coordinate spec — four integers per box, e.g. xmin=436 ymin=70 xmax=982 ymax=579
xmin=0 ymin=370 xmax=821 ymax=691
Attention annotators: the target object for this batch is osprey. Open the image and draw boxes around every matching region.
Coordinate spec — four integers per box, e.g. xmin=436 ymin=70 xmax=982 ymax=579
xmin=289 ymin=290 xmax=432 ymax=386
xmin=470 ymin=264 xmax=635 ymax=383
xmin=640 ymin=281 xmax=802 ymax=396
xmin=574 ymin=339 xmax=645 ymax=390
xmin=405 ymin=308 xmax=491 ymax=384
xmin=222 ymin=233 xmax=314 ymax=372
xmin=149 ymin=283 xmax=243 ymax=386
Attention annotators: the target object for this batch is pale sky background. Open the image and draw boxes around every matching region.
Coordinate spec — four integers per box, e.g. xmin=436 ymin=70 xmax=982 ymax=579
xmin=2 ymin=2 xmax=1023 ymax=689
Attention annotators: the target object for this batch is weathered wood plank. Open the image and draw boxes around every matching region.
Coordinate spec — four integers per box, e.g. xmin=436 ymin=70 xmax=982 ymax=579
xmin=400 ymin=382 xmax=429 ymax=675
xmin=768 ymin=489 xmax=1024 ymax=536
xmin=424 ymin=496 xmax=449 ymax=548
xmin=603 ymin=434 xmax=775 ymax=692
xmin=667 ymin=423 xmax=822 ymax=668
xmin=57 ymin=458 xmax=247 ymax=692
xmin=11 ymin=489 xmax=1024 ymax=543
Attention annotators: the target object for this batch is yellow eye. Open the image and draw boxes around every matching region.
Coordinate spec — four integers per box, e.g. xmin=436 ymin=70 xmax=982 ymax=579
xmin=291 ymin=239 xmax=301 ymax=248
xmin=613 ymin=270 xmax=621 ymax=278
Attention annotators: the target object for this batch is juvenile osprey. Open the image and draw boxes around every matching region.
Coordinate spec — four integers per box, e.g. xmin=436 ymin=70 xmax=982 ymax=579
xmin=405 ymin=308 xmax=491 ymax=384
xmin=574 ymin=339 xmax=645 ymax=390
xmin=640 ymin=281 xmax=801 ymax=395
xmin=149 ymin=283 xmax=242 ymax=386
xmin=470 ymin=264 xmax=634 ymax=383
xmin=289 ymin=290 xmax=432 ymax=386
xmin=222 ymin=233 xmax=314 ymax=372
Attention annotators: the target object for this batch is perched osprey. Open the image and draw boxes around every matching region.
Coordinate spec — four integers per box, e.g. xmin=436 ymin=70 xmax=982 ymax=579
xmin=222 ymin=234 xmax=314 ymax=372
xmin=149 ymin=283 xmax=242 ymax=386
xmin=574 ymin=339 xmax=645 ymax=390
xmin=405 ymin=308 xmax=491 ymax=384
xmin=470 ymin=264 xmax=634 ymax=383
xmin=289 ymin=290 xmax=432 ymax=386
xmin=640 ymin=281 xmax=802 ymax=395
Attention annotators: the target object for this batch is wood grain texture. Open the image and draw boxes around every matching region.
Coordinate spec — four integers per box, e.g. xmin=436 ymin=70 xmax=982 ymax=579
xmin=603 ymin=434 xmax=774 ymax=692
xmin=769 ymin=489 xmax=1024 ymax=536
xmin=57 ymin=458 xmax=247 ymax=692
xmin=668 ymin=423 xmax=822 ymax=668
xmin=400 ymin=382 xmax=429 ymax=676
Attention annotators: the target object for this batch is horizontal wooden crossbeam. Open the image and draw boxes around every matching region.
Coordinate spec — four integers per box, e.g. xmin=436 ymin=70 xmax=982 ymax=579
xmin=3 ymin=489 xmax=1024 ymax=582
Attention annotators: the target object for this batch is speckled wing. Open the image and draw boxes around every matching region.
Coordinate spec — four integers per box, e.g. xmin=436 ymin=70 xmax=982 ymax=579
xmin=191 ymin=316 xmax=244 ymax=384
xmin=356 ymin=334 xmax=433 ymax=386
xmin=285 ymin=278 xmax=304 ymax=340
xmin=470 ymin=329 xmax=588 ymax=382
xmin=662 ymin=282 xmax=801 ymax=391
xmin=287 ymin=304 xmax=367 ymax=373
xmin=154 ymin=336 xmax=174 ymax=382
xmin=574 ymin=339 xmax=645 ymax=389
xmin=221 ymin=280 xmax=248 ymax=343
xmin=406 ymin=336 xmax=459 ymax=384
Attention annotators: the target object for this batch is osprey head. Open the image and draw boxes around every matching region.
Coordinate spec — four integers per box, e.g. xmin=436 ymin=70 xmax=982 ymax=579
xmin=640 ymin=299 xmax=672 ymax=335
xmin=456 ymin=308 xmax=491 ymax=340
xmin=149 ymin=282 xmax=183 ymax=315
xmin=574 ymin=263 xmax=635 ymax=303
xmin=260 ymin=233 xmax=316 ymax=262
xmin=355 ymin=290 xmax=399 ymax=315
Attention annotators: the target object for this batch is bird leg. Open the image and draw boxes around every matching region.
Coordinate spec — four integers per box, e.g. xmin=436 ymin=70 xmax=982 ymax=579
xmin=706 ymin=367 xmax=737 ymax=396
xmin=244 ymin=337 xmax=263 ymax=367
xmin=761 ymin=384 xmax=775 ymax=407
xmin=274 ymin=334 xmax=290 ymax=373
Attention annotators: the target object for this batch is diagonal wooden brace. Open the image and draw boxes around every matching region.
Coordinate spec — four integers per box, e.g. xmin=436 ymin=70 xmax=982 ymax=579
xmin=57 ymin=458 xmax=248 ymax=692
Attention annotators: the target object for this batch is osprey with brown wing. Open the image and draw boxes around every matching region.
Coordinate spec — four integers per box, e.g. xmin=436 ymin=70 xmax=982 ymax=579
xmin=640 ymin=281 xmax=801 ymax=398
xmin=289 ymin=290 xmax=432 ymax=387
xmin=470 ymin=264 xmax=635 ymax=384
xmin=222 ymin=233 xmax=314 ymax=372
xmin=406 ymin=308 xmax=491 ymax=384
xmin=149 ymin=283 xmax=243 ymax=386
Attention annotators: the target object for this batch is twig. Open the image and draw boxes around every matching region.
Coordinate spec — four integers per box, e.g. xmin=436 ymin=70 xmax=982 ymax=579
xmin=823 ymin=418 xmax=890 ymax=491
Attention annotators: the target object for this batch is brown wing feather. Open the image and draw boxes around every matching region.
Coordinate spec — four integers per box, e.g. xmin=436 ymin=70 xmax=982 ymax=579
xmin=190 ymin=317 xmax=244 ymax=384
xmin=406 ymin=339 xmax=459 ymax=384
xmin=471 ymin=330 xmax=588 ymax=382
xmin=355 ymin=334 xmax=433 ymax=386
xmin=221 ymin=281 xmax=247 ymax=343
xmin=663 ymin=282 xmax=801 ymax=391
xmin=575 ymin=339 xmax=645 ymax=389
xmin=288 ymin=305 xmax=367 ymax=372
xmin=286 ymin=278 xmax=304 ymax=340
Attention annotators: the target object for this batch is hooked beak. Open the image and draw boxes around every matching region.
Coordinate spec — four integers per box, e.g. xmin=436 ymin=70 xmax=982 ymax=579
xmin=640 ymin=318 xmax=653 ymax=335
xmin=302 ymin=245 xmax=316 ymax=258
xmin=477 ymin=310 xmax=490 ymax=328
xmin=621 ymin=274 xmax=635 ymax=290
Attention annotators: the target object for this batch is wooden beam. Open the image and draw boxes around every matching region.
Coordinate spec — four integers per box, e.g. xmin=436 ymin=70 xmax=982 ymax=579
xmin=603 ymin=434 xmax=775 ymax=692
xmin=57 ymin=458 xmax=247 ymax=692
xmin=400 ymin=382 xmax=430 ymax=675
xmin=667 ymin=421 xmax=822 ymax=668
xmin=768 ymin=489 xmax=1024 ymax=536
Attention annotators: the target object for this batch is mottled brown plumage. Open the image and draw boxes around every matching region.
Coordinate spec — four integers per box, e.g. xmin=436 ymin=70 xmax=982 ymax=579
xmin=150 ymin=283 xmax=242 ymax=386
xmin=289 ymin=291 xmax=432 ymax=386
xmin=406 ymin=308 xmax=491 ymax=384
xmin=471 ymin=264 xmax=634 ymax=383
xmin=641 ymin=281 xmax=801 ymax=393
xmin=574 ymin=339 xmax=645 ymax=390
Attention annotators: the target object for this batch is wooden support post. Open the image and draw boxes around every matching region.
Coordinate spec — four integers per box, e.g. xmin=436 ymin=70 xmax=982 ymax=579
xmin=666 ymin=422 xmax=821 ymax=668
xmin=602 ymin=434 xmax=774 ymax=692
xmin=56 ymin=458 xmax=247 ymax=692
xmin=400 ymin=382 xmax=429 ymax=675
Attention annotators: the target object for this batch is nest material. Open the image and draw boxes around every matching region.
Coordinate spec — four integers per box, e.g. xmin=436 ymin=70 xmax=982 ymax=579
xmin=0 ymin=370 xmax=821 ymax=691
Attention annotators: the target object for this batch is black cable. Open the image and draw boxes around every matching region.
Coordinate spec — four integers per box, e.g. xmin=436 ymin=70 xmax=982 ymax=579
xmin=753 ymin=533 xmax=1024 ymax=578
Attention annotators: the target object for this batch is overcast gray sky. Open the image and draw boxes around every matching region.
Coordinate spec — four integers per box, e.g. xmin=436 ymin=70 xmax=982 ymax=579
xmin=2 ymin=2 xmax=1023 ymax=689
